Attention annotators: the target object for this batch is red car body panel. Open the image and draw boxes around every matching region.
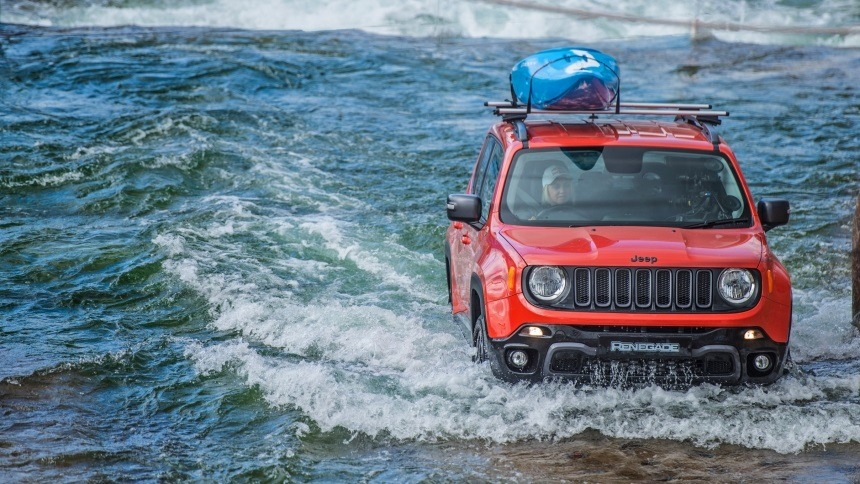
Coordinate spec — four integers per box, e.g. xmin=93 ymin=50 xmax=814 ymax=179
xmin=499 ymin=226 xmax=764 ymax=268
xmin=445 ymin=116 xmax=792 ymax=383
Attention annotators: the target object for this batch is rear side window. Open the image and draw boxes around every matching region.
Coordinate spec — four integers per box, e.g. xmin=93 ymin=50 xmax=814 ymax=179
xmin=469 ymin=136 xmax=494 ymax=194
xmin=478 ymin=141 xmax=503 ymax=222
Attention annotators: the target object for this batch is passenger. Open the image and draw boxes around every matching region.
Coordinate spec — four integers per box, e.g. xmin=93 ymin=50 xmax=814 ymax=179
xmin=541 ymin=164 xmax=574 ymax=207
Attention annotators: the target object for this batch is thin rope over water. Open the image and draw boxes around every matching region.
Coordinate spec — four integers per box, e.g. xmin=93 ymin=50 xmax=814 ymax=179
xmin=476 ymin=0 xmax=860 ymax=36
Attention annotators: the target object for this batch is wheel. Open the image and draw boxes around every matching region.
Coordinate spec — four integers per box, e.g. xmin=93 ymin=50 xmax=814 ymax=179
xmin=473 ymin=315 xmax=490 ymax=363
xmin=445 ymin=258 xmax=453 ymax=308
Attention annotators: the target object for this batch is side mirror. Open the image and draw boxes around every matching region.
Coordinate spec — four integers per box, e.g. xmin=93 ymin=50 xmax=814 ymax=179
xmin=757 ymin=199 xmax=790 ymax=232
xmin=447 ymin=194 xmax=481 ymax=225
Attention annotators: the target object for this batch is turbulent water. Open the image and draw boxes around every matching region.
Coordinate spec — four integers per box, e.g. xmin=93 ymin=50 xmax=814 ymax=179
xmin=1 ymin=0 xmax=860 ymax=481
xmin=4 ymin=0 xmax=860 ymax=47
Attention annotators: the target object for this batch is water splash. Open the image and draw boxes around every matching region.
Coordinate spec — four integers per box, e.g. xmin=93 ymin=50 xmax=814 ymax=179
xmin=3 ymin=0 xmax=858 ymax=46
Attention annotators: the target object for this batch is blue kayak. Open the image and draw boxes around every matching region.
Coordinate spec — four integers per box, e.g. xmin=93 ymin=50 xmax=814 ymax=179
xmin=511 ymin=47 xmax=620 ymax=111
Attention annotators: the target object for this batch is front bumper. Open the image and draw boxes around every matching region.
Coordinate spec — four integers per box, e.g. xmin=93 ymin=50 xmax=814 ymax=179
xmin=488 ymin=324 xmax=787 ymax=386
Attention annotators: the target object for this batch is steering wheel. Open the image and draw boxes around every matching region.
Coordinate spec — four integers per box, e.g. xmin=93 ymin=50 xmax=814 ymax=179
xmin=534 ymin=204 xmax=586 ymax=220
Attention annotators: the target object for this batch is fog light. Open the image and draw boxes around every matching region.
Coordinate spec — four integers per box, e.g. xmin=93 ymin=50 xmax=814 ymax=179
xmin=508 ymin=350 xmax=529 ymax=369
xmin=753 ymin=354 xmax=772 ymax=371
xmin=519 ymin=326 xmax=547 ymax=337
xmin=744 ymin=329 xmax=763 ymax=340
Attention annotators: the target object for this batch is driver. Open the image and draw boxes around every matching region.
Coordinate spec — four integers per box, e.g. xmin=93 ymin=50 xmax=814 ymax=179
xmin=529 ymin=164 xmax=575 ymax=220
xmin=541 ymin=164 xmax=573 ymax=206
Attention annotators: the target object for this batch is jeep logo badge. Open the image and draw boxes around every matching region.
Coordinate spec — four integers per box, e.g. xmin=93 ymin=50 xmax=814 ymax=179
xmin=631 ymin=255 xmax=658 ymax=264
xmin=610 ymin=341 xmax=681 ymax=353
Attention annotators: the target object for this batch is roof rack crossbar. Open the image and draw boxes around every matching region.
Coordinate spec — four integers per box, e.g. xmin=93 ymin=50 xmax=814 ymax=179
xmin=494 ymin=107 xmax=729 ymax=117
xmin=486 ymin=100 xmax=728 ymax=147
xmin=485 ymin=101 xmax=715 ymax=110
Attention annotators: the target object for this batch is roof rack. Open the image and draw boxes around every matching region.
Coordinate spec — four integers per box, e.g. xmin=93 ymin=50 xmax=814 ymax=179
xmin=485 ymin=100 xmax=729 ymax=118
xmin=484 ymin=100 xmax=728 ymax=148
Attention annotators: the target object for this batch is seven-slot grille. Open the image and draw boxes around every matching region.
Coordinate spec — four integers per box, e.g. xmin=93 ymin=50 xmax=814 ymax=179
xmin=540 ymin=267 xmax=724 ymax=312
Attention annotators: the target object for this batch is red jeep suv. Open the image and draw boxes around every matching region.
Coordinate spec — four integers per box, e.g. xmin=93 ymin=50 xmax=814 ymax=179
xmin=445 ymin=102 xmax=791 ymax=385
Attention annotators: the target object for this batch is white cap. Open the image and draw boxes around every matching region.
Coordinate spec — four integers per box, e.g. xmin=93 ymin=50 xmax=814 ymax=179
xmin=542 ymin=165 xmax=572 ymax=186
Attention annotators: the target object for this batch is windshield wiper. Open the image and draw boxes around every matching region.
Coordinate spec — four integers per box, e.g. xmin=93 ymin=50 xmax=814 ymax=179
xmin=682 ymin=218 xmax=751 ymax=229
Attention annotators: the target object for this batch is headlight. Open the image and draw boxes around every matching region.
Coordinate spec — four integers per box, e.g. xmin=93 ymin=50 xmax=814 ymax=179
xmin=528 ymin=266 xmax=567 ymax=302
xmin=718 ymin=268 xmax=756 ymax=305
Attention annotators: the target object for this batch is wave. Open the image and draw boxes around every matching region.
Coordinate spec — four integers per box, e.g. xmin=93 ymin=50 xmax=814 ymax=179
xmin=184 ymin=338 xmax=860 ymax=453
xmin=153 ymin=149 xmax=860 ymax=453
xmin=4 ymin=0 xmax=859 ymax=47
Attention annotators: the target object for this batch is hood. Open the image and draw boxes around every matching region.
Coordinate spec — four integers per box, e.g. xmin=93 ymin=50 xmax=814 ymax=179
xmin=499 ymin=226 xmax=763 ymax=268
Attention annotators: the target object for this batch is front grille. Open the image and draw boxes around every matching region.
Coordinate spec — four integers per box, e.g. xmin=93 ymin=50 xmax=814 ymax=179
xmin=550 ymin=350 xmax=584 ymax=373
xmin=676 ymin=270 xmax=692 ymax=308
xmin=656 ymin=270 xmax=672 ymax=308
xmin=549 ymin=352 xmax=736 ymax=383
xmin=615 ymin=269 xmax=631 ymax=307
xmin=595 ymin=269 xmax=611 ymax=307
xmin=705 ymin=358 xmax=733 ymax=375
xmin=575 ymin=268 xmax=591 ymax=306
xmin=635 ymin=270 xmax=651 ymax=307
xmin=539 ymin=267 xmax=736 ymax=312
xmin=696 ymin=270 xmax=712 ymax=307
xmin=569 ymin=325 xmax=712 ymax=334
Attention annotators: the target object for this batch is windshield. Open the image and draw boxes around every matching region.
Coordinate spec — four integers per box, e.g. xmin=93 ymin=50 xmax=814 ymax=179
xmin=499 ymin=147 xmax=750 ymax=227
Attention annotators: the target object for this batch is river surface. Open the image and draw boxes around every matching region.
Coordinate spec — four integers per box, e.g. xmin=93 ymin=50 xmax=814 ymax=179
xmin=1 ymin=0 xmax=860 ymax=481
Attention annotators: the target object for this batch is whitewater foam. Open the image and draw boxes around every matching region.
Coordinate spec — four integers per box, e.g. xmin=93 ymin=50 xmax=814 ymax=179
xmin=4 ymin=0 xmax=857 ymax=47
xmin=163 ymin=203 xmax=860 ymax=453
xmin=790 ymin=289 xmax=860 ymax=362
xmin=182 ymin=335 xmax=860 ymax=453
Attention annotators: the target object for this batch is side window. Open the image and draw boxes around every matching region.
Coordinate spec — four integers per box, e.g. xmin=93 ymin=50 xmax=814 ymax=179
xmin=469 ymin=136 xmax=494 ymax=194
xmin=478 ymin=141 xmax=503 ymax=222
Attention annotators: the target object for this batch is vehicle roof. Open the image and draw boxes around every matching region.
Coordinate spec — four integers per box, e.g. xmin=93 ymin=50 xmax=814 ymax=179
xmin=493 ymin=119 xmax=723 ymax=152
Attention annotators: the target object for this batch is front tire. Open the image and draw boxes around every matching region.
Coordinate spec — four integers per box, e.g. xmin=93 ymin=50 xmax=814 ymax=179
xmin=445 ymin=258 xmax=453 ymax=308
xmin=473 ymin=315 xmax=490 ymax=363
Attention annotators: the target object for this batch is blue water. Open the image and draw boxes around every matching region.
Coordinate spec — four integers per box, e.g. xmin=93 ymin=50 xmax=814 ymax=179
xmin=1 ymin=1 xmax=860 ymax=480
